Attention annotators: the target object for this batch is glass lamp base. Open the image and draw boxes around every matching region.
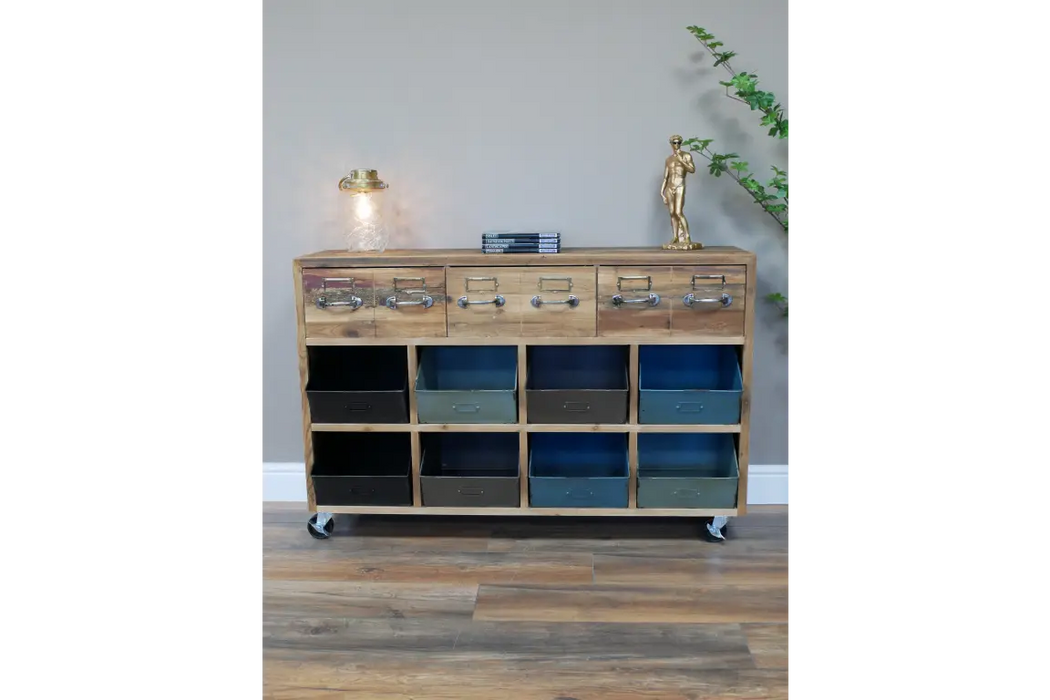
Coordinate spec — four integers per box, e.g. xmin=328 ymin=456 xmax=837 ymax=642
xmin=346 ymin=226 xmax=389 ymax=253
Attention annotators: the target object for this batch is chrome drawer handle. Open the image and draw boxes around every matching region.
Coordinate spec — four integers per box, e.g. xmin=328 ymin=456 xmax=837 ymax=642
xmin=316 ymin=277 xmax=363 ymax=310
xmin=531 ymin=294 xmax=579 ymax=308
xmin=676 ymin=402 xmax=704 ymax=413
xmin=458 ymin=295 xmax=505 ymax=308
xmin=563 ymin=401 xmax=590 ymax=412
xmin=385 ymin=277 xmax=434 ymax=309
xmin=452 ymin=403 xmax=481 ymax=413
xmin=612 ymin=293 xmax=661 ymax=307
xmin=683 ymin=293 xmax=732 ymax=308
xmin=386 ymin=295 xmax=434 ymax=309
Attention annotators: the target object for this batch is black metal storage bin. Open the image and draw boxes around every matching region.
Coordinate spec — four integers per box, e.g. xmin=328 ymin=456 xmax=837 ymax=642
xmin=526 ymin=346 xmax=629 ymax=424
xmin=306 ymin=346 xmax=409 ymax=423
xmin=420 ymin=433 xmax=520 ymax=507
xmin=310 ymin=431 xmax=413 ymax=506
xmin=637 ymin=433 xmax=739 ymax=509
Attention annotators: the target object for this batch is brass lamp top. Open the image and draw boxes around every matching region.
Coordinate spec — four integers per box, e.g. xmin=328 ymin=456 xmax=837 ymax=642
xmin=339 ymin=169 xmax=388 ymax=192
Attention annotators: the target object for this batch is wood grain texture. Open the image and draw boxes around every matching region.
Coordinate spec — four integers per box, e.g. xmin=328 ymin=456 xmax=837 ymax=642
xmin=744 ymin=623 xmax=789 ymax=669
xmin=597 ymin=266 xmax=673 ymax=337
xmin=306 ymin=334 xmax=747 ymax=346
xmin=473 ymin=583 xmax=787 ymax=624
xmin=446 ymin=266 xmax=523 ymax=337
xmin=302 ymin=267 xmax=377 ymax=338
xmin=264 ymin=551 xmax=594 ymax=584
xmin=519 ymin=266 xmax=597 ymax=337
xmin=593 ymin=553 xmax=788 ymax=587
xmin=310 ymin=422 xmax=742 ymax=433
xmin=292 ymin=261 xmax=316 ymax=510
xmin=374 ymin=267 xmax=447 ymax=338
xmin=297 ymin=245 xmax=754 ymax=268
xmin=669 ymin=264 xmax=747 ymax=337
xmin=264 ymin=503 xmax=788 ymax=699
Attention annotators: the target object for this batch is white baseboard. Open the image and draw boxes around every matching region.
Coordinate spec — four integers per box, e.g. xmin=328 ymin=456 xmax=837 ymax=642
xmin=263 ymin=463 xmax=788 ymax=505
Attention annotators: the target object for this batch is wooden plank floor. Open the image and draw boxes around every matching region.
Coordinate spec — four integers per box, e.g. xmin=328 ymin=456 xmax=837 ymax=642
xmin=264 ymin=504 xmax=788 ymax=699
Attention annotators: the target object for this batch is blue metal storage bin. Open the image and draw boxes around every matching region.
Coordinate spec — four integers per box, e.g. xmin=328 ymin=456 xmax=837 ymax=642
xmin=638 ymin=345 xmax=742 ymax=425
xmin=637 ymin=433 xmax=739 ymax=508
xmin=528 ymin=433 xmax=629 ymax=508
xmin=415 ymin=346 xmax=518 ymax=424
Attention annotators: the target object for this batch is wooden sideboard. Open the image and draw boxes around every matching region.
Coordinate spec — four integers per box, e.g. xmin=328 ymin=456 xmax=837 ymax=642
xmin=293 ymin=247 xmax=756 ymax=538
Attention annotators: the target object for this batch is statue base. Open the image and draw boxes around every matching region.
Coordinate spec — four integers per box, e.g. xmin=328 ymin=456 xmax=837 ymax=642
xmin=662 ymin=240 xmax=703 ymax=251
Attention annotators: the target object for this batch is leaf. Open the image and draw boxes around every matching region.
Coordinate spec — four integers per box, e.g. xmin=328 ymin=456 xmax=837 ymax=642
xmin=713 ymin=50 xmax=736 ymax=66
xmin=719 ymin=80 xmax=733 ymax=87
xmin=708 ymin=41 xmax=723 ymax=48
xmin=723 ymin=153 xmax=739 ymax=159
xmin=730 ymin=161 xmax=749 ymax=171
xmin=766 ymin=292 xmax=786 ymax=303
xmin=769 ymin=126 xmax=778 ymax=136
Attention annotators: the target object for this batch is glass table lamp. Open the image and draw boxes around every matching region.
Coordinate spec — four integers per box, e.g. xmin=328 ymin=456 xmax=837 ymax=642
xmin=339 ymin=169 xmax=389 ymax=252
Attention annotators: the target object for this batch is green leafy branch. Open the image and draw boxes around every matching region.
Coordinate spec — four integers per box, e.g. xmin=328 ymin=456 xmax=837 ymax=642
xmin=687 ymin=26 xmax=787 ymax=139
xmin=684 ymin=26 xmax=789 ymax=317
xmin=676 ymin=137 xmax=789 ymax=316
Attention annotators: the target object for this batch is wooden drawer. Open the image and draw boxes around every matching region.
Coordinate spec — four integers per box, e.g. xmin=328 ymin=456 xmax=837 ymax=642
xmin=597 ymin=266 xmax=672 ymax=337
xmin=597 ymin=265 xmax=746 ymax=338
xmin=669 ymin=265 xmax=746 ymax=337
xmin=374 ymin=267 xmax=447 ymax=338
xmin=447 ymin=266 xmax=597 ymax=337
xmin=520 ymin=266 xmax=596 ymax=337
xmin=303 ymin=267 xmax=446 ymax=338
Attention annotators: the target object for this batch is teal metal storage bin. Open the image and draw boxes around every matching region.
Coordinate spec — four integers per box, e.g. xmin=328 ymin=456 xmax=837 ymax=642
xmin=637 ymin=433 xmax=739 ymax=509
xmin=638 ymin=345 xmax=742 ymax=425
xmin=415 ymin=347 xmax=518 ymax=424
xmin=528 ymin=433 xmax=629 ymax=508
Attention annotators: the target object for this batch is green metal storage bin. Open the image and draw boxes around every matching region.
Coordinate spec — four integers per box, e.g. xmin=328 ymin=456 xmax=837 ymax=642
xmin=415 ymin=346 xmax=518 ymax=424
xmin=637 ymin=433 xmax=739 ymax=509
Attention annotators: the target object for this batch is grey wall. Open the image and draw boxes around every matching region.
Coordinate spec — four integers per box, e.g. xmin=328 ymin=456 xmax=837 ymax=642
xmin=264 ymin=0 xmax=788 ymax=463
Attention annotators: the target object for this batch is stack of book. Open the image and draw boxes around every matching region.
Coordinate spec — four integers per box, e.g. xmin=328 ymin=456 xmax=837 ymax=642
xmin=481 ymin=231 xmax=561 ymax=254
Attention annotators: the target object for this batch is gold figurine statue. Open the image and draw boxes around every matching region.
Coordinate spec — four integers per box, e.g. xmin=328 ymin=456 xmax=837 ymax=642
xmin=661 ymin=134 xmax=702 ymax=250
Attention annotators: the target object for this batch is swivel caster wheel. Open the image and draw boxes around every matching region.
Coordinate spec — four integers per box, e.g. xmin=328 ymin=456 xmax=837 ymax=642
xmin=307 ymin=512 xmax=335 ymax=539
xmin=701 ymin=516 xmax=730 ymax=543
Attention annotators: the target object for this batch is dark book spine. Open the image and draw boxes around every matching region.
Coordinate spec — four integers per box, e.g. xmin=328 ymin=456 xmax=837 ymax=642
xmin=481 ymin=239 xmax=562 ymax=247
xmin=482 ymin=246 xmax=560 ymax=254
xmin=481 ymin=233 xmax=561 ymax=239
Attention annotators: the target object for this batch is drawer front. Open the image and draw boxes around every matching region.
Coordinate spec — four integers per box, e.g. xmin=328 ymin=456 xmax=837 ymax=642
xmin=527 ymin=389 xmax=628 ymax=424
xmin=520 ymin=267 xmax=596 ymax=337
xmin=637 ymin=476 xmax=739 ymax=509
xmin=303 ymin=268 xmax=376 ymax=338
xmin=374 ymin=267 xmax=447 ymax=338
xmin=529 ymin=477 xmax=629 ymax=508
xmin=416 ymin=390 xmax=518 ymax=424
xmin=421 ymin=476 xmax=520 ymax=507
xmin=306 ymin=390 xmax=409 ymax=424
xmin=311 ymin=474 xmax=412 ymax=506
xmin=447 ymin=267 xmax=523 ymax=337
xmin=669 ymin=265 xmax=747 ymax=337
xmin=597 ymin=266 xmax=672 ymax=337
xmin=638 ymin=389 xmax=742 ymax=425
